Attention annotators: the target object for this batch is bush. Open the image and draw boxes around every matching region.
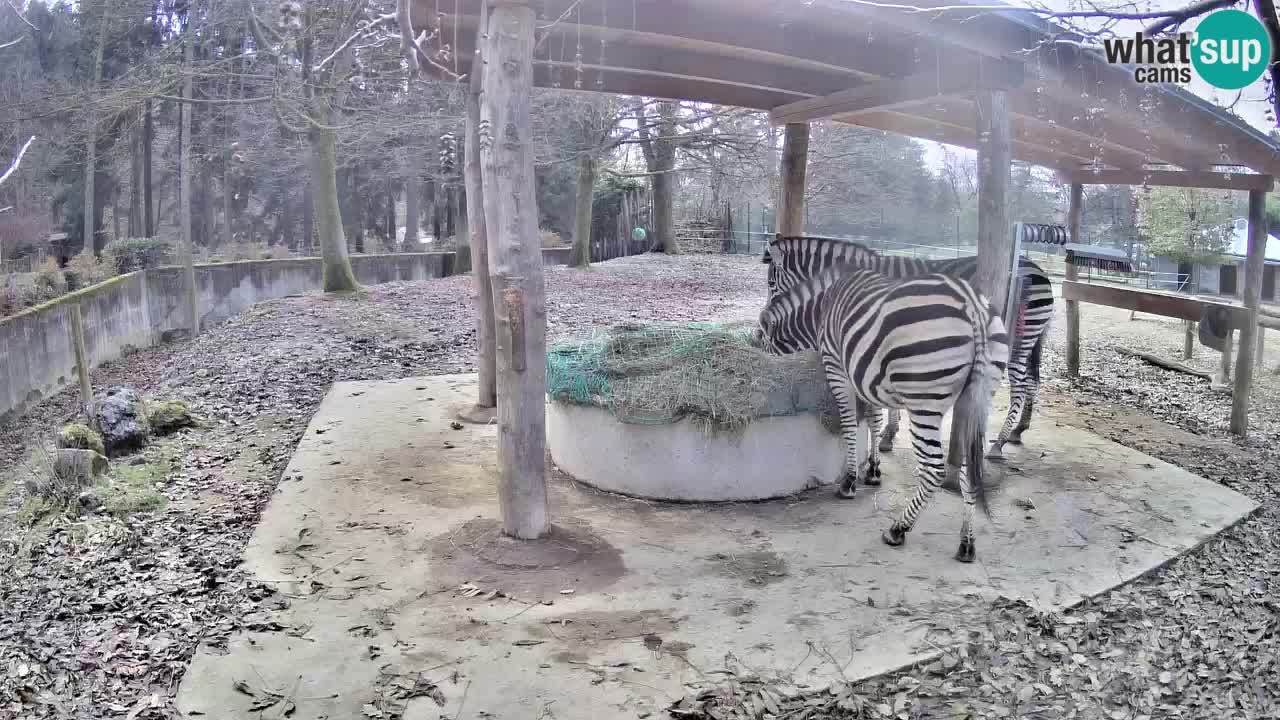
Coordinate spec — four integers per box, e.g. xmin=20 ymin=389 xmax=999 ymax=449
xmin=57 ymin=423 xmax=107 ymax=456
xmin=103 ymin=237 xmax=174 ymax=273
xmin=64 ymin=252 xmax=116 ymax=290
xmin=34 ymin=257 xmax=67 ymax=296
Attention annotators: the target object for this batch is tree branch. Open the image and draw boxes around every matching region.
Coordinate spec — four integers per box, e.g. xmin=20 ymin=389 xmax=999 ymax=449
xmin=0 ymin=135 xmax=35 ymax=187
xmin=0 ymin=35 xmax=23 ymax=51
xmin=1144 ymin=0 xmax=1239 ymax=34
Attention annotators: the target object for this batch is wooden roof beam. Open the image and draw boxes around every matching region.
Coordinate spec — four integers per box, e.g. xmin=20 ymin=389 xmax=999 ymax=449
xmin=885 ymin=97 xmax=1151 ymax=171
xmin=840 ymin=110 xmax=1088 ymax=174
xmin=769 ymin=57 xmax=1024 ymax=125
xmin=1033 ymin=42 xmax=1280 ymax=175
xmin=1058 ymin=169 xmax=1275 ymax=192
xmin=1004 ymin=89 xmax=1221 ymax=172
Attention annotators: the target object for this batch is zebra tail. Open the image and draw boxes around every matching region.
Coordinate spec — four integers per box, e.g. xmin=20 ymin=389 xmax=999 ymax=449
xmin=956 ymin=305 xmax=1006 ymax=519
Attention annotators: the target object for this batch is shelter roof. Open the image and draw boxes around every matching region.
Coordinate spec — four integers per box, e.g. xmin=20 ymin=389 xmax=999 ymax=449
xmin=418 ymin=0 xmax=1280 ymax=181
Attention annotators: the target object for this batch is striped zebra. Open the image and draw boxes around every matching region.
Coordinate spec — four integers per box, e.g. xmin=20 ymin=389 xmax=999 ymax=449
xmin=752 ymin=266 xmax=1009 ymax=562
xmin=763 ymin=235 xmax=1052 ymax=461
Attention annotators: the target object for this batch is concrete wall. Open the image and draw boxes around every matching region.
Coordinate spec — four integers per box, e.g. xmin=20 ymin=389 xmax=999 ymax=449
xmin=1 ymin=250 xmax=556 ymax=422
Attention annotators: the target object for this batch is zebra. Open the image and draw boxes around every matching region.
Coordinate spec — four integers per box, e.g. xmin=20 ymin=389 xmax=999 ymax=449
xmin=752 ymin=265 xmax=1009 ymax=562
xmin=762 ymin=235 xmax=1052 ymax=461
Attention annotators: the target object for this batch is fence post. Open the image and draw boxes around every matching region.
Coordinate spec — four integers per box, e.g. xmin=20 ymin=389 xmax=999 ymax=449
xmin=68 ymin=304 xmax=94 ymax=421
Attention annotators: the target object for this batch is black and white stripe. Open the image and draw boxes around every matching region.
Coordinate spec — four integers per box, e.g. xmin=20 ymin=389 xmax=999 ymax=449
xmin=763 ymin=235 xmax=1052 ymax=460
xmin=753 ymin=265 xmax=1009 ymax=562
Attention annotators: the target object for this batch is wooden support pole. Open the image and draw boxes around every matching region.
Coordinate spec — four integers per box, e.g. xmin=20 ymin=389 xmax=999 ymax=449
xmin=68 ymin=304 xmax=94 ymax=420
xmin=974 ymin=90 xmax=1013 ymax=314
xmin=479 ymin=0 xmax=548 ymax=539
xmin=465 ymin=1 xmax=496 ymax=411
xmin=1065 ymin=182 xmax=1083 ymax=378
xmin=777 ymin=123 xmax=809 ymax=236
xmin=1231 ymin=189 xmax=1268 ymax=436
xmin=1218 ymin=328 xmax=1234 ymax=387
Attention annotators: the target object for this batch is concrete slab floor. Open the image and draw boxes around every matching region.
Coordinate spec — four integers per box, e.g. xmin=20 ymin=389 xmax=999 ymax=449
xmin=176 ymin=374 xmax=1258 ymax=720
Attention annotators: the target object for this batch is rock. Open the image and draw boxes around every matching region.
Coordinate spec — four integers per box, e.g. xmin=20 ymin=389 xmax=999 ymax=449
xmin=94 ymin=386 xmax=151 ymax=457
xmin=77 ymin=490 xmax=104 ymax=513
xmin=55 ymin=422 xmax=106 ymax=456
xmin=53 ymin=448 xmax=109 ymax=482
xmin=148 ymin=399 xmax=195 ymax=435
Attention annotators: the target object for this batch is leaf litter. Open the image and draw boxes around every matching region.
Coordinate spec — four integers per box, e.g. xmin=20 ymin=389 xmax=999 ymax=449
xmin=0 ymin=256 xmax=1279 ymax=718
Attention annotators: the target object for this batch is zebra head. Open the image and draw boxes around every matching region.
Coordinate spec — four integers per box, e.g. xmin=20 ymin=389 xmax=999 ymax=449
xmin=754 ymin=269 xmax=833 ymax=355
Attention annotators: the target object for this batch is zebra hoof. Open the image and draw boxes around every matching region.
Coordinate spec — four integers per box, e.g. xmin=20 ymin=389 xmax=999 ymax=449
xmin=881 ymin=527 xmax=906 ymax=547
xmin=877 ymin=438 xmax=894 ymax=452
xmin=984 ymin=445 xmax=1006 ymax=461
xmin=1008 ymin=433 xmax=1025 ymax=445
xmin=955 ymin=538 xmax=975 ymax=563
xmin=836 ymin=474 xmax=857 ymax=499
xmin=863 ymin=462 xmax=882 ymax=486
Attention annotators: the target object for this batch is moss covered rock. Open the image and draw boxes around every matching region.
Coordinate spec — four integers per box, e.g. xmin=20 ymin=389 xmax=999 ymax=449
xmin=56 ymin=422 xmax=106 ymax=456
xmin=148 ymin=399 xmax=194 ymax=435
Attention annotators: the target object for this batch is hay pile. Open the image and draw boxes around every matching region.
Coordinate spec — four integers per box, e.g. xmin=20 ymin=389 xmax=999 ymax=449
xmin=546 ymin=321 xmax=840 ymax=434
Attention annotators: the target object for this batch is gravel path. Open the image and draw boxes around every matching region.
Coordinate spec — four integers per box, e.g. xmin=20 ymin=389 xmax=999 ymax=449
xmin=3 ymin=252 xmax=1280 ymax=719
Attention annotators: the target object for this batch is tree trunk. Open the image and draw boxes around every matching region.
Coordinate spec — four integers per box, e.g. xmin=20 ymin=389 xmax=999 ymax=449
xmin=179 ymin=33 xmax=200 ymax=336
xmin=302 ymin=179 xmax=315 ymax=254
xmin=466 ymin=49 xmax=496 ymax=408
xmin=650 ymin=168 xmax=676 ymax=253
xmin=430 ymin=180 xmax=443 ymax=243
xmin=129 ymin=110 xmax=144 ymax=237
xmin=571 ymin=153 xmax=595 ymax=267
xmin=310 ymin=127 xmax=359 ymax=292
xmin=81 ymin=10 xmax=108 ymax=256
xmin=144 ymin=99 xmax=154 ymax=238
xmin=385 ymin=176 xmax=396 ymax=246
xmin=404 ymin=169 xmax=420 ymax=247
xmin=222 ymin=160 xmax=233 ymax=248
xmin=479 ymin=1 xmax=548 ymax=539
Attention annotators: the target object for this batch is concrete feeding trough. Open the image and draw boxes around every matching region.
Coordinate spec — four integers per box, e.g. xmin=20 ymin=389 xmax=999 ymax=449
xmin=546 ymin=401 xmax=842 ymax=502
xmin=543 ymin=321 xmax=843 ymax=502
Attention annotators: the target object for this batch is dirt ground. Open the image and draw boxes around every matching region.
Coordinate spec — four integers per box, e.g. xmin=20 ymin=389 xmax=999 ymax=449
xmin=3 ymin=253 xmax=1280 ymax=719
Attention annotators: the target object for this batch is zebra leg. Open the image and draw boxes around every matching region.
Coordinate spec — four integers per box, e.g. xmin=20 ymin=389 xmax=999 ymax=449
xmin=986 ymin=381 xmax=1025 ymax=460
xmin=864 ymin=407 xmax=883 ymax=486
xmin=940 ymin=418 xmax=964 ymax=494
xmin=882 ymin=410 xmax=946 ymax=548
xmin=1010 ymin=395 xmax=1036 ymax=444
xmin=878 ymin=408 xmax=899 ymax=452
xmin=955 ymin=458 xmax=978 ymax=563
xmin=823 ymin=363 xmax=861 ymax=499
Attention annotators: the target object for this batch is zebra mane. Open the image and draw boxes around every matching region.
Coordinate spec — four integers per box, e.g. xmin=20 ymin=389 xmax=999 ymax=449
xmin=763 ymin=263 xmax=856 ymax=320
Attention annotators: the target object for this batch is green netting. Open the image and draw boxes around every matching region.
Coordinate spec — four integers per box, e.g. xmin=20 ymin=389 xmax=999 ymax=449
xmin=546 ymin=320 xmax=841 ymax=435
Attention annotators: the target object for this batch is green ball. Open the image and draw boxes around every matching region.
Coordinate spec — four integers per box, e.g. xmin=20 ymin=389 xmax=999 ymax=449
xmin=632 ymin=227 xmax=647 ymax=242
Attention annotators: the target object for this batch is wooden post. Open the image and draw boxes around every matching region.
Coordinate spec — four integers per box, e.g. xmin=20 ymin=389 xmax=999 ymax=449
xmin=1257 ymin=327 xmax=1266 ymax=366
xmin=777 ymin=123 xmax=809 ymax=236
xmin=479 ymin=0 xmax=548 ymax=539
xmin=1218 ymin=328 xmax=1234 ymax=387
xmin=974 ymin=90 xmax=1013 ymax=314
xmin=1065 ymin=182 xmax=1083 ymax=377
xmin=465 ymin=2 xmax=496 ymax=410
xmin=1231 ymin=189 xmax=1268 ymax=435
xmin=68 ymin=305 xmax=94 ymax=420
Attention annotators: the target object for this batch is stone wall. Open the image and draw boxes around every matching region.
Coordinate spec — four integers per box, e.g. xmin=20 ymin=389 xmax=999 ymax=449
xmin=0 ymin=250 xmax=559 ymax=421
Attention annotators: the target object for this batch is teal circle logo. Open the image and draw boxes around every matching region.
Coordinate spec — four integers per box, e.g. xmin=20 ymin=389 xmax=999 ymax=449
xmin=1192 ymin=10 xmax=1272 ymax=90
